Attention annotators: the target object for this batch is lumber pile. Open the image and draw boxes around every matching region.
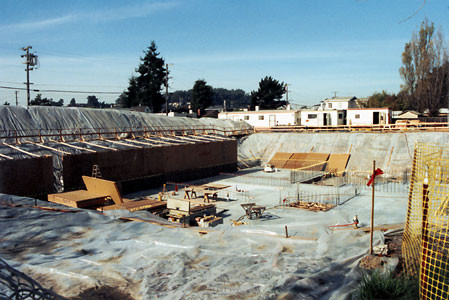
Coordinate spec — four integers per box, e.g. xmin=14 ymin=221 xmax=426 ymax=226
xmin=288 ymin=201 xmax=335 ymax=212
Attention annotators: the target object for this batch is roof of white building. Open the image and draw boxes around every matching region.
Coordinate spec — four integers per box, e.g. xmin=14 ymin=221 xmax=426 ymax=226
xmin=300 ymin=109 xmax=345 ymax=112
xmin=323 ymin=97 xmax=357 ymax=102
xmin=219 ymin=109 xmax=299 ymax=114
xmin=347 ymin=107 xmax=390 ymax=111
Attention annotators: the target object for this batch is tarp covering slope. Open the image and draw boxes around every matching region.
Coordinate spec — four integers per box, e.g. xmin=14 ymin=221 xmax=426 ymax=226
xmin=0 ymin=106 xmax=251 ymax=134
xmin=238 ymin=132 xmax=449 ymax=172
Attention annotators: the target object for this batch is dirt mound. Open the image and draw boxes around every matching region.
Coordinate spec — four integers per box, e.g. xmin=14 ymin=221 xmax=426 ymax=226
xmin=69 ymin=285 xmax=134 ymax=300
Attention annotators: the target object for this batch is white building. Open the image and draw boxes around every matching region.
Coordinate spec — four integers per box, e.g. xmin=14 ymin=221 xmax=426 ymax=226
xmin=347 ymin=108 xmax=391 ymax=125
xmin=300 ymin=109 xmax=346 ymax=126
xmin=322 ymin=97 xmax=358 ymax=110
xmin=218 ymin=109 xmax=300 ymax=127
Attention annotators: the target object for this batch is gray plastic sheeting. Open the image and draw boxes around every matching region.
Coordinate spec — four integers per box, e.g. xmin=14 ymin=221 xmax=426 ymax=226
xmin=0 ymin=106 xmax=251 ymax=136
xmin=0 ymin=180 xmax=405 ymax=300
xmin=0 ymin=106 xmax=250 ymax=192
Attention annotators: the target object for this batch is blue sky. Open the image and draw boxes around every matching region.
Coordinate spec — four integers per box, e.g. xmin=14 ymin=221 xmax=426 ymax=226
xmin=1 ymin=0 xmax=448 ymax=107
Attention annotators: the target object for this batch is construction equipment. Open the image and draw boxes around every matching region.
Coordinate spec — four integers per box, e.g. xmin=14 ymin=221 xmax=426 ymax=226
xmin=166 ymin=197 xmax=217 ymax=226
xmin=263 ymin=164 xmax=275 ymax=173
xmin=241 ymin=203 xmax=266 ymax=219
xmin=182 ymin=183 xmax=230 ymax=202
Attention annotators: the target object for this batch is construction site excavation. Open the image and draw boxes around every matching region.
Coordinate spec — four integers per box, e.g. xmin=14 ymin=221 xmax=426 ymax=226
xmin=1 ymin=106 xmax=449 ymax=299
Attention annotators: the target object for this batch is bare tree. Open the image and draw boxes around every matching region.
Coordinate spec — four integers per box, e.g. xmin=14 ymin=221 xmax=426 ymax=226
xmin=399 ymin=19 xmax=449 ymax=116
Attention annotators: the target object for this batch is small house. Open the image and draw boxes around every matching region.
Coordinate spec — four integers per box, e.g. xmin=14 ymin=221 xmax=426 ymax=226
xmin=218 ymin=108 xmax=300 ymax=127
xmin=322 ymin=97 xmax=358 ymax=110
xmin=347 ymin=108 xmax=391 ymax=125
xmin=300 ymin=109 xmax=345 ymax=126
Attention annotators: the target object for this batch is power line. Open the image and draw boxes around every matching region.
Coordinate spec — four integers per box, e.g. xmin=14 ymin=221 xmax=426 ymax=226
xmin=0 ymin=85 xmax=121 ymax=94
xmin=0 ymin=80 xmax=125 ymax=89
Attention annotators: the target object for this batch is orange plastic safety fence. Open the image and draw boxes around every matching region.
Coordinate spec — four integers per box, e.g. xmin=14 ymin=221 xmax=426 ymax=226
xmin=402 ymin=142 xmax=449 ymax=299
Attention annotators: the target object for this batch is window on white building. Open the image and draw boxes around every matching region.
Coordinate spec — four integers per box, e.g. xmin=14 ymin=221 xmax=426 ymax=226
xmin=328 ymin=103 xmax=332 ymax=108
xmin=355 ymin=114 xmax=360 ymax=119
xmin=244 ymin=115 xmax=249 ymax=120
xmin=338 ymin=113 xmax=343 ymax=119
xmin=258 ymin=115 xmax=264 ymax=120
xmin=308 ymin=114 xmax=317 ymax=119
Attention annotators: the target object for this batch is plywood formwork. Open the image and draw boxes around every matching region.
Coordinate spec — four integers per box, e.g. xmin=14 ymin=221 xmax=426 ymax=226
xmin=49 ymin=176 xmax=167 ymax=212
xmin=62 ymin=140 xmax=237 ymax=191
xmin=268 ymin=152 xmax=293 ymax=168
xmin=48 ymin=190 xmax=108 ymax=208
xmin=284 ymin=153 xmax=329 ymax=170
xmin=268 ymin=152 xmax=350 ymax=175
xmin=102 ymin=198 xmax=166 ymax=212
xmin=283 ymin=153 xmax=308 ymax=169
xmin=0 ymin=156 xmax=54 ymax=197
xmin=270 ymin=152 xmax=330 ymax=171
xmin=82 ymin=176 xmax=124 ymax=205
xmin=325 ymin=154 xmax=350 ymax=175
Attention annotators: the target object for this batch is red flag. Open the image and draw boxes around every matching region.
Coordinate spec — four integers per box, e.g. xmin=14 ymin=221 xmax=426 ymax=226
xmin=367 ymin=168 xmax=383 ymax=186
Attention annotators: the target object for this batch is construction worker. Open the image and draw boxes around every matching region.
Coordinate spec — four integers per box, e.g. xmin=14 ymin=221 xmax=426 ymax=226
xmin=353 ymin=215 xmax=359 ymax=228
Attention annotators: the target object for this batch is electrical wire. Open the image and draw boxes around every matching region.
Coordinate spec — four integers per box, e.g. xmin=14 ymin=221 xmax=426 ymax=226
xmin=0 ymin=85 xmax=121 ymax=94
xmin=0 ymin=80 xmax=125 ymax=89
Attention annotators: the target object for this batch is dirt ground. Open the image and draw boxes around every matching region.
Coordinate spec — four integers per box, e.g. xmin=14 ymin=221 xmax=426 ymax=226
xmin=385 ymin=230 xmax=404 ymax=276
xmin=69 ymin=286 xmax=134 ymax=300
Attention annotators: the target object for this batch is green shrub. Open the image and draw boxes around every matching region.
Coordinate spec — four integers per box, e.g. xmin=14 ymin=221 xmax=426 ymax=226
xmin=352 ymin=270 xmax=419 ymax=300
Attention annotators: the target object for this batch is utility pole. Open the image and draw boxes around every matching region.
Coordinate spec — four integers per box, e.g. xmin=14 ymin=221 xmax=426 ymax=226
xmin=15 ymin=91 xmax=18 ymax=106
xmin=285 ymin=84 xmax=290 ymax=104
xmin=21 ymin=46 xmax=38 ymax=108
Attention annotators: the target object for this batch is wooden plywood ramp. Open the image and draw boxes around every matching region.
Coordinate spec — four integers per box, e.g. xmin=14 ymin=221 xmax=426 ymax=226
xmin=268 ymin=152 xmax=293 ymax=168
xmin=269 ymin=152 xmax=350 ymax=175
xmin=48 ymin=176 xmax=166 ymax=213
xmin=325 ymin=154 xmax=351 ymax=175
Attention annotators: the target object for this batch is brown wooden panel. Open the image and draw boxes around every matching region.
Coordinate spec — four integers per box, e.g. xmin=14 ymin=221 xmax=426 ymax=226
xmin=48 ymin=190 xmax=107 ymax=208
xmin=269 ymin=152 xmax=293 ymax=168
xmin=305 ymin=153 xmax=330 ymax=162
xmin=326 ymin=154 xmax=351 ymax=175
xmin=0 ymin=156 xmax=53 ymax=196
xmin=283 ymin=153 xmax=329 ymax=170
xmin=82 ymin=176 xmax=123 ymax=204
xmin=63 ymin=140 xmax=237 ymax=191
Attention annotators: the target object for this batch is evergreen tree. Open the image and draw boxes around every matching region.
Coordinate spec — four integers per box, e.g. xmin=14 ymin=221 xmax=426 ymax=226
xmin=118 ymin=41 xmax=167 ymax=112
xmin=30 ymin=93 xmax=54 ymax=106
xmin=191 ymin=79 xmax=213 ymax=111
xmin=250 ymin=76 xmax=287 ymax=109
xmin=87 ymin=95 xmax=100 ymax=108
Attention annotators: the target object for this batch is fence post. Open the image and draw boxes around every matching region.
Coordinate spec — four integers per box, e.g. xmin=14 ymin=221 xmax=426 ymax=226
xmin=370 ymin=160 xmax=375 ymax=255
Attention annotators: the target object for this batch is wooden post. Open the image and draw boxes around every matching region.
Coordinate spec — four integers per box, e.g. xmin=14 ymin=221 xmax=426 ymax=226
xmin=285 ymin=225 xmax=289 ymax=238
xmin=420 ymin=179 xmax=430 ymax=299
xmin=370 ymin=160 xmax=375 ymax=255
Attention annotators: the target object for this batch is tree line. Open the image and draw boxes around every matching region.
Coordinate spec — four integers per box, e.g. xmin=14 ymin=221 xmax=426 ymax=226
xmin=116 ymin=41 xmax=287 ymax=113
xmin=29 ymin=94 xmax=111 ymax=108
